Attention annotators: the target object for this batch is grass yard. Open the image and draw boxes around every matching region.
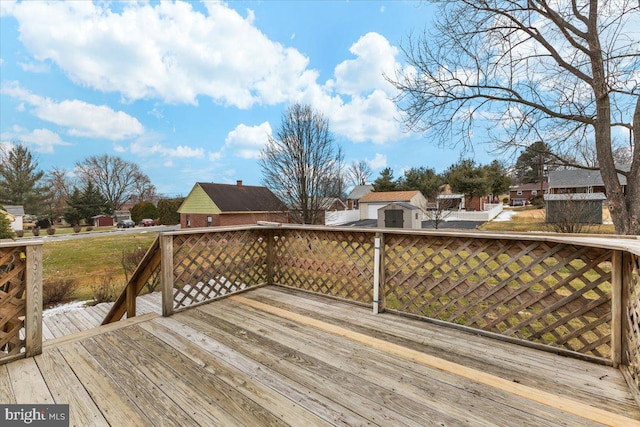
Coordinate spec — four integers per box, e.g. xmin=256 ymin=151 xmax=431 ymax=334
xmin=43 ymin=233 xmax=157 ymax=301
xmin=479 ymin=207 xmax=616 ymax=234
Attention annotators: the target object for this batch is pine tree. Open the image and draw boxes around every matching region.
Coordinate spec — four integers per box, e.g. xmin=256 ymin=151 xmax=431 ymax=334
xmin=0 ymin=144 xmax=49 ymax=214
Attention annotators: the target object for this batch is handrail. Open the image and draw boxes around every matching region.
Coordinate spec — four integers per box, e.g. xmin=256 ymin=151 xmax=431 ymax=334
xmin=101 ymin=236 xmax=160 ymax=324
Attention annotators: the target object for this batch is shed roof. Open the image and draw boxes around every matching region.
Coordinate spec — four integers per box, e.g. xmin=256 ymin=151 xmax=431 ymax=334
xmin=195 ymin=182 xmax=287 ymax=212
xmin=544 ymin=193 xmax=607 ymax=201
xmin=510 ymin=183 xmax=549 ymax=192
xmin=360 ymin=190 xmax=421 ymax=203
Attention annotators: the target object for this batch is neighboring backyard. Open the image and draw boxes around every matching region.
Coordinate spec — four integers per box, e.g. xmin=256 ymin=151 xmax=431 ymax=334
xmin=43 ymin=232 xmax=157 ymax=303
xmin=479 ymin=206 xmax=616 ymax=234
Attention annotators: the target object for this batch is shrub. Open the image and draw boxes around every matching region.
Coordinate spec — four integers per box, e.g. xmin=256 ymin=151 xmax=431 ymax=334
xmin=530 ymin=195 xmax=545 ymax=208
xmin=43 ymin=278 xmax=79 ymax=307
xmin=502 ymin=197 xmax=509 ymax=205
xmin=73 ymin=225 xmax=81 ymax=233
xmin=32 ymin=227 xmax=40 ymax=237
xmin=36 ymin=218 xmax=51 ymax=229
xmin=0 ymin=210 xmax=15 ymax=239
xmin=15 ymin=230 xmax=24 ymax=238
xmin=91 ymin=272 xmax=119 ymax=303
xmin=85 ymin=226 xmax=93 ymax=232
xmin=46 ymin=227 xmax=56 ymax=236
xmin=130 ymin=201 xmax=159 ymax=224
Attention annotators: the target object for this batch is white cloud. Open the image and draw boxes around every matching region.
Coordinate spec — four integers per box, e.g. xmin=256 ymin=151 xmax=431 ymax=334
xmin=328 ymin=32 xmax=399 ymax=96
xmin=224 ymin=122 xmax=272 ymax=159
xmin=0 ymin=127 xmax=70 ymax=153
xmin=4 ymin=1 xmax=316 ymax=108
xmin=1 ymin=83 xmax=144 ymax=140
xmin=19 ymin=61 xmax=49 ymax=73
xmin=128 ymin=134 xmax=204 ymax=159
xmin=368 ymin=153 xmax=387 ymax=169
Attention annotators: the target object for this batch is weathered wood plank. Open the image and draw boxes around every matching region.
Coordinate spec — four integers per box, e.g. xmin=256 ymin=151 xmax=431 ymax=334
xmin=141 ymin=317 xmax=358 ymax=427
xmin=6 ymin=357 xmax=54 ymax=403
xmin=57 ymin=341 xmax=151 ymax=426
xmin=82 ymin=335 xmax=201 ymax=427
xmin=201 ymin=296 xmax=604 ymax=427
xmin=255 ymin=286 xmax=636 ymax=404
xmin=178 ymin=305 xmax=463 ymax=426
xmin=0 ymin=363 xmax=16 ymax=403
xmin=34 ymin=349 xmax=108 ymax=426
xmin=25 ymin=245 xmax=43 ymax=357
xmin=95 ymin=326 xmax=250 ymax=427
xmin=232 ymin=294 xmax=640 ymax=426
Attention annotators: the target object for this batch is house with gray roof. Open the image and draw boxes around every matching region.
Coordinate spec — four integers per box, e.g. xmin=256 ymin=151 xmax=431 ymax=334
xmin=346 ymin=185 xmax=373 ymax=210
xmin=548 ymin=166 xmax=629 ymax=195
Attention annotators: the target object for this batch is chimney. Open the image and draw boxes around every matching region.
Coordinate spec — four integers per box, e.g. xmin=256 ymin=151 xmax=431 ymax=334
xmin=237 ymin=180 xmax=243 ymax=188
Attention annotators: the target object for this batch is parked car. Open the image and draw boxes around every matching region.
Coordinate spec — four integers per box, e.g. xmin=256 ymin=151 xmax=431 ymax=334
xmin=116 ymin=219 xmax=135 ymax=228
xmin=140 ymin=218 xmax=155 ymax=227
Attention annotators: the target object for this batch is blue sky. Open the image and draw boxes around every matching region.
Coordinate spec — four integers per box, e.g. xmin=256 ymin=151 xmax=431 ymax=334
xmin=0 ymin=0 xmax=496 ymax=197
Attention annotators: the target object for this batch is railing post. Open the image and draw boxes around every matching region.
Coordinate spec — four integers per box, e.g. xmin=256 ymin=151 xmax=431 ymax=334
xmin=25 ymin=244 xmax=42 ymax=358
xmin=160 ymin=234 xmax=174 ymax=317
xmin=373 ymin=232 xmax=385 ymax=314
xmin=611 ymin=250 xmax=623 ymax=368
xmin=126 ymin=281 xmax=136 ymax=319
xmin=266 ymin=229 xmax=275 ymax=286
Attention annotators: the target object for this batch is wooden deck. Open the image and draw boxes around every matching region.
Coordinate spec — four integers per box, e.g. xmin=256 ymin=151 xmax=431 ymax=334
xmin=3 ymin=286 xmax=639 ymax=426
xmin=42 ymin=293 xmax=162 ymax=341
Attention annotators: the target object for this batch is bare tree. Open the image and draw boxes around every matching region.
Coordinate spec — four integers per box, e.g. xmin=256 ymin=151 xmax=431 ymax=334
xmin=390 ymin=0 xmax=640 ymax=234
xmin=259 ymin=104 xmax=344 ymax=224
xmin=347 ymin=160 xmax=372 ymax=186
xmin=75 ymin=155 xmax=152 ymax=211
xmin=45 ymin=168 xmax=73 ymax=221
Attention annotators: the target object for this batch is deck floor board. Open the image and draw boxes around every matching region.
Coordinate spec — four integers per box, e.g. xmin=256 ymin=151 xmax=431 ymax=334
xmin=3 ymin=286 xmax=639 ymax=426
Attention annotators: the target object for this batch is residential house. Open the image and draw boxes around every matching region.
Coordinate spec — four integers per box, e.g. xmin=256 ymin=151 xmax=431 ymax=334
xmin=346 ymin=185 xmax=373 ymax=210
xmin=2 ymin=205 xmax=24 ymax=232
xmin=548 ymin=167 xmax=628 ymax=195
xmin=509 ymin=183 xmax=549 ymax=206
xmin=358 ymin=190 xmax=427 ymax=220
xmin=178 ymin=181 xmax=289 ymax=228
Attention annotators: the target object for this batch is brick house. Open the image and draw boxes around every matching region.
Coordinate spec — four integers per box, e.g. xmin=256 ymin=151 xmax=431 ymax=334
xmin=509 ymin=182 xmax=549 ymax=206
xmin=178 ymin=181 xmax=289 ymax=228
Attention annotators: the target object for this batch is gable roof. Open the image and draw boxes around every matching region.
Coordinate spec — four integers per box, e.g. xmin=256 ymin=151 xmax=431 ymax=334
xmin=359 ymin=190 xmax=421 ymax=203
xmin=549 ymin=168 xmax=628 ymax=188
xmin=181 ymin=182 xmax=287 ymax=213
xmin=510 ymin=183 xmax=549 ymax=192
xmin=346 ymin=185 xmax=373 ymax=200
xmin=3 ymin=205 xmax=25 ymax=216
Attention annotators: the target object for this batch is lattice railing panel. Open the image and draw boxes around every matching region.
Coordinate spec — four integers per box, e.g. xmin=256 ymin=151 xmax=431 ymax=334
xmin=171 ymin=229 xmax=269 ymax=310
xmin=273 ymin=229 xmax=375 ymax=303
xmin=625 ymin=253 xmax=640 ymax=394
xmin=383 ymin=234 xmax=613 ymax=359
xmin=1 ymin=246 xmax=26 ymax=360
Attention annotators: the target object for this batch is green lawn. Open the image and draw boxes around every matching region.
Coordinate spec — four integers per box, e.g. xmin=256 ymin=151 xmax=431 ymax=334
xmin=43 ymin=233 xmax=157 ymax=301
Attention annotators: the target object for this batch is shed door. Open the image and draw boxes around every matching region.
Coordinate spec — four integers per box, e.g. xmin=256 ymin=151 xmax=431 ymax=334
xmin=367 ymin=203 xmax=386 ymax=219
xmin=385 ymin=210 xmax=404 ymax=228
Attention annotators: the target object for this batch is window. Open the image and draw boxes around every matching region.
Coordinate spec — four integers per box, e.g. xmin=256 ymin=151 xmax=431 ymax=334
xmin=531 ymin=190 xmax=537 ymax=195
xmin=186 ymin=215 xmax=191 ymax=227
xmin=516 ymin=190 xmax=523 ymax=195
xmin=207 ymin=216 xmax=212 ymax=227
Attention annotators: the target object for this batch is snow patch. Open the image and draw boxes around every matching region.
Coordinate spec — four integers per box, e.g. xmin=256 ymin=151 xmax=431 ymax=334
xmin=43 ymin=300 xmax=90 ymax=317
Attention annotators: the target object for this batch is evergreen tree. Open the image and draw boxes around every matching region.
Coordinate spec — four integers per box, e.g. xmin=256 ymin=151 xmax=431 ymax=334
xmin=157 ymin=198 xmax=184 ymax=225
xmin=397 ymin=167 xmax=442 ymax=200
xmin=0 ymin=209 xmax=14 ymax=239
xmin=0 ymin=144 xmax=49 ymax=214
xmin=372 ymin=168 xmax=397 ymax=192
xmin=445 ymin=160 xmax=490 ymax=199
xmin=63 ymin=181 xmax=109 ymax=225
xmin=130 ymin=201 xmax=159 ymax=224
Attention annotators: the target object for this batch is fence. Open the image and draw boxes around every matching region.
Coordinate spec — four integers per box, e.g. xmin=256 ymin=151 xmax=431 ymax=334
xmin=437 ymin=203 xmax=504 ymax=221
xmin=0 ymin=241 xmax=42 ymax=365
xmin=325 ymin=209 xmax=360 ymax=226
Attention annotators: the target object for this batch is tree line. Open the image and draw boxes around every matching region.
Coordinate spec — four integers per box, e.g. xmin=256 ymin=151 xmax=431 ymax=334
xmin=0 ymin=144 xmax=181 ymax=227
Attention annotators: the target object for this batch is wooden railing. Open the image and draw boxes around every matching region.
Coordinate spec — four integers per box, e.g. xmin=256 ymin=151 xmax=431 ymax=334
xmin=0 ymin=241 xmax=42 ymax=365
xmin=102 ymin=225 xmax=640 ymax=403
